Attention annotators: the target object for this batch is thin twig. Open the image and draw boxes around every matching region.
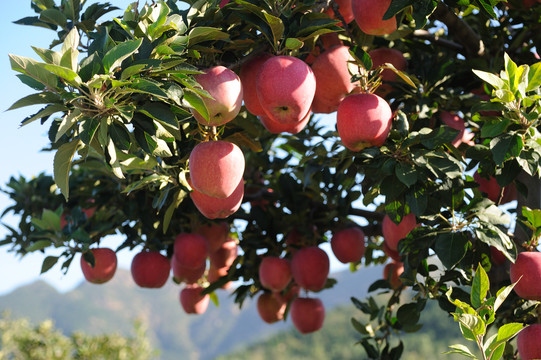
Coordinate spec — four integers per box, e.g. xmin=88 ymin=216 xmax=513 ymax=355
xmin=411 ymin=29 xmax=463 ymax=53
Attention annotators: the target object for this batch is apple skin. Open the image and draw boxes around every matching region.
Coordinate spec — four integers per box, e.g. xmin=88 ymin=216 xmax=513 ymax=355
xmin=209 ymin=238 xmax=238 ymax=269
xmin=190 ymin=177 xmax=244 ymax=219
xmin=180 ymin=285 xmax=210 ymax=314
xmin=473 ymin=172 xmax=516 ymax=204
xmin=517 ymin=324 xmax=541 ymax=360
xmin=239 ymin=53 xmax=273 ymax=116
xmin=80 ymin=248 xmax=117 ymax=284
xmin=207 ymin=265 xmax=232 ymax=289
xmin=290 ymin=297 xmax=325 ymax=334
xmin=441 ymin=111 xmax=475 ymax=148
xmin=382 ymin=213 xmax=417 ymax=252
xmin=171 ymin=256 xmax=206 ymax=284
xmin=191 ymin=66 xmax=243 ymax=127
xmin=257 ymin=292 xmax=287 ymax=324
xmin=259 ymin=257 xmax=292 ymax=292
xmin=311 ymin=45 xmax=358 ymax=114
xmin=352 ymin=0 xmax=397 ymax=36
xmin=383 ymin=241 xmax=401 ymax=261
xmin=330 ymin=227 xmax=366 ymax=264
xmin=490 ymin=246 xmax=507 ymax=265
xmin=189 ymin=140 xmax=245 ymax=199
xmin=259 ymin=110 xmax=311 ymax=134
xmin=130 ymin=251 xmax=171 ymax=288
xmin=383 ymin=261 xmax=404 ymax=290
xmin=337 ymin=93 xmax=393 ymax=151
xmin=291 ymin=246 xmax=330 ymax=292
xmin=325 ymin=0 xmax=354 ymax=24
xmin=173 ymin=233 xmax=209 ymax=270
xmin=195 ymin=222 xmax=229 ymax=253
xmin=256 ymin=56 xmax=316 ymax=125
xmin=510 ymin=252 xmax=541 ymax=301
xmin=369 ymin=48 xmax=407 ymax=82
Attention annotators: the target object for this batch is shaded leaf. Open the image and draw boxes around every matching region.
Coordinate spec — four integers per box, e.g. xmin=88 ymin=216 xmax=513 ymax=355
xmin=54 ymin=139 xmax=81 ymax=200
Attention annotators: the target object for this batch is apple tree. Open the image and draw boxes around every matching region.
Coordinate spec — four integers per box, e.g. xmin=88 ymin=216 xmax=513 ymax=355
xmin=3 ymin=0 xmax=541 ymax=358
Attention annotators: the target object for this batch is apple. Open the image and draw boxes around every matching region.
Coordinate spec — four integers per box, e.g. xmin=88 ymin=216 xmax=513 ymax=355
xmin=173 ymin=233 xmax=209 ymax=269
xmin=325 ymin=0 xmax=354 ymax=24
xmin=490 ymin=246 xmax=507 ymax=265
xmin=330 ymin=227 xmax=366 ymax=263
xmin=337 ymin=93 xmax=393 ymax=151
xmin=256 ymin=56 xmax=316 ymax=125
xmin=257 ymin=292 xmax=287 ymax=324
xmin=195 ymin=222 xmax=229 ymax=252
xmin=509 ymin=252 xmax=541 ymax=301
xmin=352 ymin=0 xmax=397 ymax=36
xmin=207 ymin=265 xmax=233 ymax=289
xmin=473 ymin=171 xmax=516 ymax=204
xmin=239 ymin=53 xmax=273 ymax=116
xmin=209 ymin=238 xmax=238 ymax=269
xmin=190 ymin=177 xmax=244 ymax=219
xmin=441 ymin=111 xmax=475 ymax=148
xmin=80 ymin=247 xmax=117 ymax=284
xmin=290 ymin=297 xmax=325 ymax=334
xmin=180 ymin=285 xmax=210 ymax=314
xmin=517 ymin=324 xmax=541 ymax=360
xmin=383 ymin=241 xmax=401 ymax=261
xmin=259 ymin=110 xmax=311 ymax=134
xmin=130 ymin=251 xmax=171 ymax=288
xmin=311 ymin=45 xmax=358 ymax=114
xmin=291 ymin=246 xmax=330 ymax=291
xmin=382 ymin=213 xmax=417 ymax=252
xmin=191 ymin=66 xmax=243 ymax=127
xmin=369 ymin=48 xmax=407 ymax=81
xmin=259 ymin=256 xmax=292 ymax=292
xmin=383 ymin=261 xmax=404 ymax=290
xmin=171 ymin=256 xmax=206 ymax=284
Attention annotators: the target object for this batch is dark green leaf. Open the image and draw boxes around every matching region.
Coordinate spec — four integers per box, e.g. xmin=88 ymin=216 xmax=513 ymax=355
xmin=139 ymin=103 xmax=179 ymax=129
xmin=434 ymin=232 xmax=468 ymax=269
xmin=80 ymin=117 xmax=100 ymax=145
xmin=395 ymin=162 xmax=417 ymax=187
xmin=188 ymin=26 xmax=229 ymax=46
xmin=109 ymin=123 xmax=131 ymax=151
xmin=41 ymin=256 xmax=59 ymax=274
xmin=7 ymin=92 xmax=61 ymax=111
xmin=26 ymin=240 xmax=53 ymax=252
xmin=13 ymin=16 xmax=57 ymax=30
xmin=39 ymin=8 xmax=68 ymax=27
xmin=490 ymin=134 xmax=524 ymax=165
xmin=21 ymin=104 xmax=67 ymax=126
xmin=475 ymin=0 xmax=498 ymax=19
xmin=102 ymin=38 xmax=143 ymax=73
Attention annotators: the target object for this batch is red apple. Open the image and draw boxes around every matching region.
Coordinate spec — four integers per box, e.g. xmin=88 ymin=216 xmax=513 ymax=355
xmin=171 ymin=256 xmax=206 ymax=284
xmin=369 ymin=48 xmax=407 ymax=82
xmin=173 ymin=233 xmax=209 ymax=269
xmin=257 ymin=292 xmax=287 ymax=324
xmin=352 ymin=0 xmax=397 ymax=36
xmin=337 ymin=93 xmax=393 ymax=151
xmin=259 ymin=110 xmax=311 ymax=134
xmin=189 ymin=140 xmax=245 ymax=199
xmin=510 ymin=252 xmax=541 ymax=301
xmin=209 ymin=238 xmax=238 ymax=269
xmin=383 ymin=261 xmax=404 ymax=290
xmin=440 ymin=111 xmax=475 ymax=148
xmin=517 ymin=324 xmax=541 ymax=360
xmin=180 ymin=285 xmax=210 ymax=314
xmin=312 ymin=45 xmax=358 ymax=114
xmin=490 ymin=246 xmax=507 ymax=266
xmin=80 ymin=248 xmax=117 ymax=284
xmin=473 ymin=171 xmax=516 ymax=204
xmin=382 ymin=213 xmax=417 ymax=252
xmin=331 ymin=227 xmax=366 ymax=263
xmin=190 ymin=177 xmax=244 ymax=219
xmin=130 ymin=251 xmax=171 ymax=288
xmin=191 ymin=66 xmax=243 ymax=127
xmin=290 ymin=297 xmax=325 ymax=334
xmin=325 ymin=0 xmax=354 ymax=24
xmin=257 ymin=56 xmax=316 ymax=125
xmin=383 ymin=241 xmax=401 ymax=261
xmin=195 ymin=222 xmax=229 ymax=252
xmin=291 ymin=246 xmax=330 ymax=291
xmin=239 ymin=53 xmax=273 ymax=116
xmin=207 ymin=265 xmax=233 ymax=289
xmin=259 ymin=256 xmax=292 ymax=292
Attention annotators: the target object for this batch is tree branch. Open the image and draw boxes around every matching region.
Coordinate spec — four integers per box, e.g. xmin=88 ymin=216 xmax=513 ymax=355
xmin=411 ymin=29 xmax=464 ymax=53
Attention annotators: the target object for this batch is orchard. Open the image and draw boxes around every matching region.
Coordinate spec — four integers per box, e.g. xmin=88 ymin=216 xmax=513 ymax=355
xmin=3 ymin=0 xmax=541 ymax=358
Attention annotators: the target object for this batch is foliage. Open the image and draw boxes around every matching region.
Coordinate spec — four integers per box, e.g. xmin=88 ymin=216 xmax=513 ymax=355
xmin=2 ymin=0 xmax=541 ymax=359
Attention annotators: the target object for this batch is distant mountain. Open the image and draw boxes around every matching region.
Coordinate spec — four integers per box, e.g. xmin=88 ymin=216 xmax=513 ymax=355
xmin=0 ymin=265 xmax=384 ymax=360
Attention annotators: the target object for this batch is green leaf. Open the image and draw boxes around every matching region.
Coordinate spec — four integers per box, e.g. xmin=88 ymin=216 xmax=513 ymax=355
xmin=526 ymin=62 xmax=541 ymax=91
xmin=395 ymin=162 xmax=417 ymax=187
xmin=284 ymin=38 xmax=304 ymax=50
xmin=41 ymin=256 xmax=59 ymax=274
xmin=7 ymin=92 xmax=61 ymax=111
xmin=54 ymin=139 xmax=81 ymax=200
xmin=481 ymin=118 xmax=510 ymax=138
xmin=109 ymin=123 xmax=131 ymax=151
xmin=456 ymin=313 xmax=485 ymax=337
xmin=32 ymin=46 xmax=61 ymax=65
xmin=183 ymin=89 xmax=209 ymax=122
xmin=188 ymin=26 xmax=229 ymax=46
xmin=128 ymin=78 xmax=168 ymax=98
xmin=139 ymin=103 xmax=179 ymax=129
xmin=102 ymin=38 xmax=143 ymax=73
xmin=63 ymin=0 xmax=81 ymax=21
xmin=490 ymin=134 xmax=524 ymax=165
xmin=434 ymin=232 xmax=468 ymax=269
xmin=475 ymin=0 xmax=498 ymax=19
xmin=40 ymin=63 xmax=82 ymax=84
xmin=471 ymin=263 xmax=490 ymax=308
xmin=494 ymin=284 xmax=516 ymax=312
xmin=444 ymin=344 xmax=477 ymax=359
xmin=55 ymin=110 xmax=81 ymax=142
xmin=496 ymin=322 xmax=524 ymax=343
xmin=25 ymin=240 xmax=53 ymax=252
xmin=13 ymin=16 xmax=57 ymax=30
xmin=9 ymin=54 xmax=59 ymax=89
xmin=473 ymin=69 xmax=505 ymax=89
xmin=21 ymin=104 xmax=67 ymax=126
xmin=163 ymin=188 xmax=187 ymax=234
xmin=39 ymin=8 xmax=68 ymax=27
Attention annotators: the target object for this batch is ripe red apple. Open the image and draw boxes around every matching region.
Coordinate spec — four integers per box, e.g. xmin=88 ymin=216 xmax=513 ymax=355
xmin=209 ymin=238 xmax=238 ymax=269
xmin=510 ymin=252 xmax=541 ymax=301
xmin=256 ymin=56 xmax=316 ymax=125
xmin=207 ymin=265 xmax=233 ymax=289
xmin=490 ymin=246 xmax=507 ymax=265
xmin=80 ymin=248 xmax=117 ymax=284
xmin=257 ymin=292 xmax=287 ymax=324
xmin=311 ymin=45 xmax=358 ymax=114
xmin=331 ymin=227 xmax=366 ymax=263
xmin=383 ymin=261 xmax=404 ymax=290
xmin=180 ymin=285 xmax=210 ymax=314
xmin=473 ymin=172 xmax=516 ymax=204
xmin=441 ymin=111 xmax=475 ymax=148
xmin=190 ymin=177 xmax=244 ymax=219
xmin=130 ymin=251 xmax=171 ymax=288
xmin=337 ymin=93 xmax=393 ymax=151
xmin=191 ymin=66 xmax=243 ymax=127
xmin=290 ymin=297 xmax=325 ymax=334
xmin=259 ymin=256 xmax=292 ymax=292
xmin=325 ymin=0 xmax=354 ymax=24
xmin=517 ymin=324 xmax=541 ymax=360
xmin=171 ymin=256 xmax=206 ymax=284
xmin=352 ymin=0 xmax=397 ymax=36
xmin=383 ymin=241 xmax=401 ymax=261
xmin=173 ymin=233 xmax=209 ymax=269
xmin=291 ymin=246 xmax=330 ymax=291
xmin=369 ymin=48 xmax=407 ymax=81
xmin=382 ymin=213 xmax=417 ymax=252
xmin=189 ymin=140 xmax=245 ymax=199
xmin=259 ymin=110 xmax=311 ymax=134
xmin=195 ymin=222 xmax=229 ymax=252
xmin=239 ymin=53 xmax=273 ymax=116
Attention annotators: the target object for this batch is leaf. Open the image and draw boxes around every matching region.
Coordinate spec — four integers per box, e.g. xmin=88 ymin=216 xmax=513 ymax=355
xmin=139 ymin=103 xmax=179 ymax=129
xmin=522 ymin=207 xmax=541 ymax=228
xmin=39 ymin=8 xmax=67 ymax=27
xmin=41 ymin=256 xmax=59 ymax=274
xmin=395 ymin=162 xmax=417 ymax=187
xmin=444 ymin=344 xmax=477 ymax=359
xmin=472 ymin=69 xmax=506 ymax=89
xmin=490 ymin=134 xmax=524 ymax=165
xmin=54 ymin=139 xmax=81 ymax=200
xmin=188 ymin=26 xmax=229 ymax=46
xmin=102 ymin=38 xmax=143 ymax=73
xmin=183 ymin=89 xmax=209 ymax=122
xmin=475 ymin=0 xmax=498 ymax=19
xmin=526 ymin=62 xmax=541 ymax=91
xmin=128 ymin=78 xmax=168 ymax=98
xmin=40 ymin=63 xmax=82 ymax=84
xmin=7 ymin=92 xmax=61 ymax=111
xmin=21 ymin=104 xmax=67 ymax=126
xmin=434 ymin=232 xmax=468 ymax=269
xmin=471 ymin=263 xmax=490 ymax=308
xmin=494 ymin=283 xmax=516 ymax=312
xmin=13 ymin=16 xmax=57 ymax=30
xmin=284 ymin=38 xmax=304 ymax=50
xmin=9 ymin=54 xmax=59 ymax=89
xmin=25 ymin=240 xmax=53 ymax=252
xmin=496 ymin=322 xmax=524 ymax=343
xmin=109 ymin=122 xmax=131 ymax=151
xmin=163 ymin=188 xmax=187 ymax=234
xmin=55 ymin=110 xmax=81 ymax=142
